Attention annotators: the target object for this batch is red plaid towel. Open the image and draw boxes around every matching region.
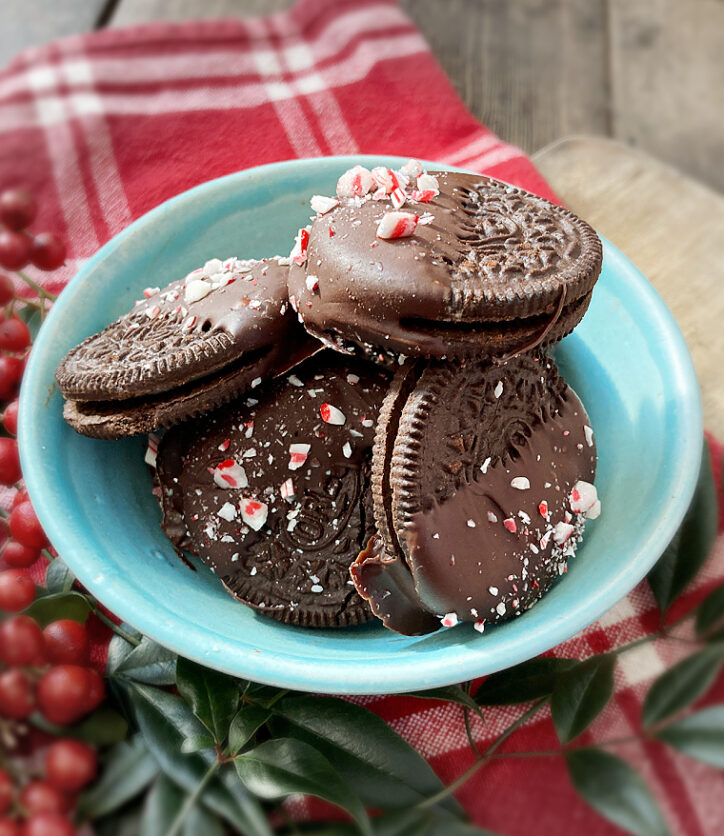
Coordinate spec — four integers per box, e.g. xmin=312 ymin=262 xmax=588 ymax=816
xmin=1 ymin=1 xmax=723 ymax=833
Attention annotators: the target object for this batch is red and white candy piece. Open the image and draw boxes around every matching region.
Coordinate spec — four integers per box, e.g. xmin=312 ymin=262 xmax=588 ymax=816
xmin=553 ymin=521 xmax=575 ymax=544
xmin=336 ymin=165 xmax=374 ymax=198
xmin=145 ymin=305 xmax=161 ymax=319
xmin=213 ymin=459 xmax=248 ymax=489
xmin=310 ymin=195 xmax=339 ymax=215
xmin=217 ymin=502 xmax=237 ymax=522
xmin=145 ymin=434 xmax=160 ymax=468
xmin=241 ymin=499 xmax=268 ymax=531
xmin=416 ymin=173 xmax=439 ymax=191
xmin=410 ymin=189 xmax=437 ymax=203
xmin=503 ymin=517 xmax=517 ymax=533
xmin=400 ymin=159 xmax=424 ymax=180
xmin=474 ymin=619 xmax=486 ymax=634
xmin=538 ymin=500 xmax=549 ymax=519
xmin=184 ymin=280 xmax=212 ymax=304
xmin=305 ymin=275 xmax=319 ymax=293
xmin=290 ymin=227 xmax=310 ymax=266
xmin=510 ymin=476 xmax=530 ymax=490
xmin=376 ymin=211 xmax=419 ymax=240
xmin=390 ymin=187 xmax=406 ymax=209
xmin=320 ymin=403 xmax=346 ymax=425
xmin=280 ymin=478 xmax=295 ymax=500
xmin=370 ymin=167 xmax=402 ymax=194
xmin=440 ymin=612 xmax=458 ymax=628
xmin=288 ymin=442 xmax=311 ymax=471
xmin=569 ymin=480 xmax=599 ymax=518
xmin=143 ymin=287 xmax=160 ymax=298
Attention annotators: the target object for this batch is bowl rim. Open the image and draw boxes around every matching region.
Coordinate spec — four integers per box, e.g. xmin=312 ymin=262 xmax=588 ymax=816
xmin=19 ymin=155 xmax=703 ymax=694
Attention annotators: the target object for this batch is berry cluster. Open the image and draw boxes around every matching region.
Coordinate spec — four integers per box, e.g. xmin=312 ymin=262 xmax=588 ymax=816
xmin=0 ymin=737 xmax=96 ymax=835
xmin=0 ymin=190 xmax=65 ymax=274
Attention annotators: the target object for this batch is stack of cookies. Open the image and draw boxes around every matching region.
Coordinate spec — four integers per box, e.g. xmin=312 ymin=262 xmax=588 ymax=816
xmin=56 ymin=162 xmax=603 ymax=636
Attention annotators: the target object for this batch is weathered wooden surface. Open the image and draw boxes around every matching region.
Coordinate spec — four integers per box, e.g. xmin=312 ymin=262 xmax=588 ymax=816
xmin=0 ymin=0 xmax=106 ymax=67
xmin=535 ymin=137 xmax=724 ymax=437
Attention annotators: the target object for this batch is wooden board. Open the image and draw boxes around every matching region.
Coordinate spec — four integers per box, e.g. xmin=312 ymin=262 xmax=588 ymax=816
xmin=534 ymin=136 xmax=724 ymax=437
xmin=0 ymin=0 xmax=107 ymax=66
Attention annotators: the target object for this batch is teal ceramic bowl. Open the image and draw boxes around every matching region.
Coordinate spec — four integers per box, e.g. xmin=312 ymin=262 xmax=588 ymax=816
xmin=19 ymin=156 xmax=702 ymax=695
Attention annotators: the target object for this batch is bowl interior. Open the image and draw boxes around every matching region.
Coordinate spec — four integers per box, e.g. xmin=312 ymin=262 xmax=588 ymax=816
xmin=19 ymin=156 xmax=702 ymax=694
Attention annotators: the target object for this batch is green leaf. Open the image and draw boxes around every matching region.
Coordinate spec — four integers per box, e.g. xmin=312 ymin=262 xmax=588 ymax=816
xmin=476 ymin=657 xmax=579 ymax=706
xmin=235 ymin=738 xmax=371 ymax=836
xmin=657 ymin=706 xmax=724 ymax=768
xmin=228 ymin=705 xmax=271 ymax=755
xmin=551 ymin=656 xmax=615 ymax=743
xmin=695 ymin=584 xmax=724 ymax=639
xmin=181 ymin=734 xmax=216 ymax=754
xmin=182 ymin=805 xmax=226 ymax=836
xmin=23 ymin=591 xmax=90 ymax=626
xmin=642 ymin=644 xmax=724 ymax=727
xmin=566 ymin=749 xmax=669 ymax=836
xmin=139 ymin=774 xmax=185 ymax=836
xmin=130 ymin=684 xmax=271 ymax=836
xmin=44 ymin=558 xmax=75 ymax=593
xmin=273 ymin=695 xmax=458 ymax=814
xmin=115 ymin=636 xmax=178 ymax=685
xmin=106 ymin=628 xmax=142 ymax=673
xmin=94 ymin=805 xmax=143 ymax=836
xmin=300 ymin=809 xmax=495 ymax=836
xmin=72 ymin=706 xmax=129 ymax=745
xmin=648 ymin=440 xmax=718 ymax=616
xmin=79 ymin=735 xmax=159 ymax=819
xmin=176 ymin=656 xmax=240 ymax=743
xmin=403 ymin=685 xmax=482 ymax=716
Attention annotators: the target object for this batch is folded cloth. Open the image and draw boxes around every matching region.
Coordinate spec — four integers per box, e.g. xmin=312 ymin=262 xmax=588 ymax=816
xmin=1 ymin=1 xmax=722 ymax=833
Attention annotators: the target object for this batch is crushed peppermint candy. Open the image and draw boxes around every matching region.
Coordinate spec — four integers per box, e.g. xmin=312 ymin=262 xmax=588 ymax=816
xmin=145 ymin=305 xmax=161 ymax=319
xmin=494 ymin=381 xmax=504 ymax=398
xmin=240 ymin=499 xmax=268 ymax=531
xmin=305 ymin=275 xmax=319 ymax=293
xmin=496 ymin=602 xmax=507 ymax=616
xmin=370 ymin=166 xmax=402 ymax=194
xmin=466 ymin=519 xmax=476 ymax=528
xmin=481 ymin=457 xmax=491 ymax=474
xmin=310 ymin=194 xmax=339 ymax=215
xmin=280 ymin=478 xmax=295 ymax=499
xmin=416 ymin=173 xmax=439 ymax=191
xmin=584 ymin=425 xmax=595 ymax=447
xmin=474 ymin=620 xmax=486 ymax=634
xmin=487 ymin=511 xmax=498 ymax=523
xmin=586 ymin=499 xmax=602 ymax=519
xmin=290 ymin=227 xmax=310 ymax=265
xmin=217 ymin=502 xmax=237 ymax=522
xmin=342 ymin=442 xmax=353 ymax=458
xmin=346 ymin=373 xmax=360 ymax=385
xmin=144 ymin=434 xmax=160 ymax=468
xmin=390 ymin=187 xmax=406 ymax=209
xmin=184 ymin=280 xmax=212 ymax=304
xmin=376 ymin=211 xmax=418 ymax=239
xmin=400 ymin=159 xmax=423 ymax=180
xmin=310 ymin=584 xmax=324 ymax=593
xmin=288 ymin=443 xmax=311 ymax=470
xmin=336 ymin=164 xmax=374 ymax=198
xmin=511 ymin=476 xmax=530 ymax=490
xmin=440 ymin=612 xmax=458 ymax=628
xmin=320 ymin=403 xmax=346 ymax=425
xmin=538 ymin=500 xmax=549 ymax=518
xmin=213 ymin=460 xmax=248 ymax=489
xmin=569 ymin=480 xmax=599 ymax=517
xmin=503 ymin=518 xmax=518 ymax=533
xmin=142 ymin=287 xmax=160 ymax=298
xmin=410 ymin=189 xmax=437 ymax=203
xmin=488 ymin=586 xmax=499 ymax=595
xmin=553 ymin=521 xmax=575 ymax=544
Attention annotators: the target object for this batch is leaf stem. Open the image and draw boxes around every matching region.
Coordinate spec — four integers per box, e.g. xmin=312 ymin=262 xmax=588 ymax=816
xmin=416 ymin=697 xmax=549 ymax=809
xmin=86 ymin=602 xmax=141 ymax=647
xmin=165 ymin=759 xmax=220 ymax=836
xmin=16 ymin=270 xmax=57 ymax=302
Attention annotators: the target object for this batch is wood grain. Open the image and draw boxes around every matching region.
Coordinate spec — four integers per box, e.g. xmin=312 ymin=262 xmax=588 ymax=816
xmin=0 ymin=0 xmax=106 ymax=66
xmin=608 ymin=0 xmax=724 ymax=193
xmin=535 ymin=136 xmax=724 ymax=436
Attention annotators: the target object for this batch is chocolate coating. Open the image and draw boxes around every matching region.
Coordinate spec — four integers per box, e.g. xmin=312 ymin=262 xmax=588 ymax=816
xmin=56 ymin=257 xmax=320 ymax=438
xmin=355 ymin=353 xmax=598 ymax=635
xmin=156 ymin=351 xmax=391 ymax=627
xmin=288 ymin=170 xmax=601 ymax=363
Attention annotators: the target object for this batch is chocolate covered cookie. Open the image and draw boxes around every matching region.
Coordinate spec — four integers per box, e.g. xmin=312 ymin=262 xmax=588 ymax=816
xmin=56 ymin=257 xmax=318 ymax=438
xmin=156 ymin=351 xmax=391 ymax=627
xmin=288 ymin=162 xmax=602 ymax=365
xmin=352 ymin=353 xmax=600 ymax=635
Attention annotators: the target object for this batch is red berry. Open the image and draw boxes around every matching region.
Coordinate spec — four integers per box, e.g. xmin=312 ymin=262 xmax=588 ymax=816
xmin=0 ymin=231 xmax=31 ymax=272
xmin=0 ymin=616 xmax=44 ymax=667
xmin=9 ymin=503 xmax=47 ymax=551
xmin=3 ymin=401 xmax=19 ymax=436
xmin=42 ymin=622 xmax=88 ymax=667
xmin=45 ymin=740 xmax=96 ymax=793
xmin=11 ymin=490 xmax=28 ymax=510
xmin=36 ymin=666 xmax=95 ymax=727
xmin=0 ymin=357 xmax=23 ymax=400
xmin=0 ymin=570 xmax=36 ymax=613
xmin=0 ymin=275 xmax=14 ymax=307
xmin=21 ymin=813 xmax=74 ymax=836
xmin=0 ymin=770 xmax=12 ymax=815
xmin=83 ymin=669 xmax=104 ymax=714
xmin=0 ymin=439 xmax=21 ymax=486
xmin=0 ymin=819 xmax=20 ymax=836
xmin=0 ymin=319 xmax=30 ymax=353
xmin=2 ymin=542 xmax=39 ymax=569
xmin=2 ymin=543 xmax=38 ymax=570
xmin=18 ymin=782 xmax=68 ymax=816
xmin=0 ymin=669 xmax=35 ymax=719
xmin=29 ymin=235 xmax=65 ymax=273
xmin=0 ymin=191 xmax=36 ymax=232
